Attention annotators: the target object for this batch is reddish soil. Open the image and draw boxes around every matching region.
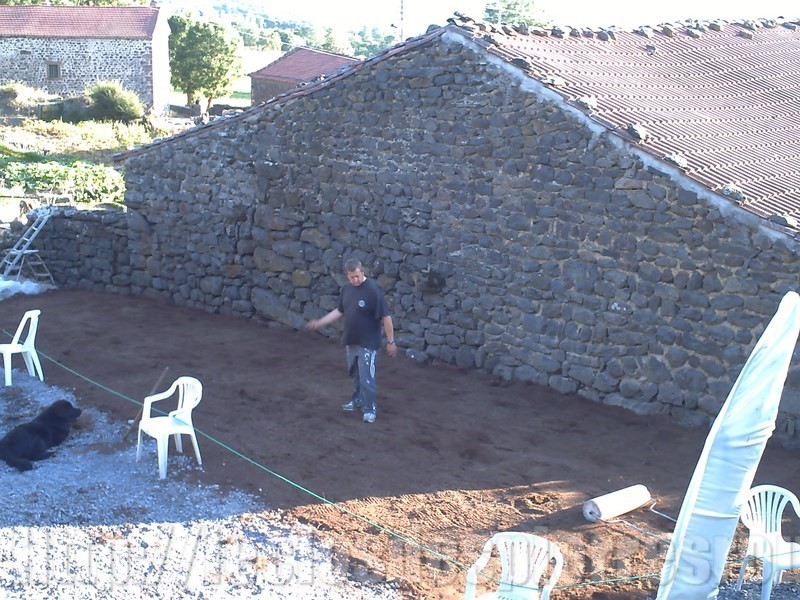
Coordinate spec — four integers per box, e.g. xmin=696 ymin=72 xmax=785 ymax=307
xmin=2 ymin=289 xmax=798 ymax=599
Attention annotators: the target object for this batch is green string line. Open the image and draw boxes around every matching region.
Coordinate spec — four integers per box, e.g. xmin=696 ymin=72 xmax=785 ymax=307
xmin=24 ymin=345 xmax=471 ymax=573
xmin=8 ymin=332 xmax=755 ymax=594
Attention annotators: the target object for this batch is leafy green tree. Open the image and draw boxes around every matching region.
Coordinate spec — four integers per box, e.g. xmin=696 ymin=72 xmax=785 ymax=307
xmin=259 ymin=30 xmax=283 ymax=51
xmin=293 ymin=23 xmax=319 ymax=47
xmin=276 ymin=30 xmax=293 ymax=52
xmin=349 ymin=27 xmax=397 ymax=59
xmin=320 ymin=27 xmax=353 ymax=57
xmin=168 ymin=14 xmax=242 ymax=108
xmin=233 ymin=22 xmax=259 ymax=47
xmin=484 ymin=0 xmax=543 ymax=26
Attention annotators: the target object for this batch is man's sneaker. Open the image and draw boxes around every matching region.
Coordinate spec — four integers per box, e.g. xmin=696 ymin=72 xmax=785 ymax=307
xmin=363 ymin=412 xmax=376 ymax=423
xmin=342 ymin=401 xmax=357 ymax=411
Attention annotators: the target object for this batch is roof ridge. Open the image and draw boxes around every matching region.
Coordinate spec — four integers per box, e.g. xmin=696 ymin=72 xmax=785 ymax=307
xmin=448 ymin=15 xmax=800 ymax=37
xmin=117 ymin=18 xmax=800 ymax=228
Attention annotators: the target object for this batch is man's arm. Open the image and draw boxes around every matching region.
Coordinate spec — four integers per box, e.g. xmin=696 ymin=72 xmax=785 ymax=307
xmin=383 ymin=315 xmax=397 ymax=357
xmin=307 ymin=308 xmax=343 ymax=331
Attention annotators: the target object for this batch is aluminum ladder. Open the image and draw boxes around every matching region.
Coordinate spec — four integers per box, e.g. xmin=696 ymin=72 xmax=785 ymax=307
xmin=0 ymin=213 xmax=54 ymax=284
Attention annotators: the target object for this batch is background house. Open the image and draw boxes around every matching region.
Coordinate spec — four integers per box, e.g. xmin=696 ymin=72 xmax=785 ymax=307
xmin=35 ymin=17 xmax=800 ymax=445
xmin=249 ymin=47 xmax=358 ymax=105
xmin=0 ymin=4 xmax=171 ymax=112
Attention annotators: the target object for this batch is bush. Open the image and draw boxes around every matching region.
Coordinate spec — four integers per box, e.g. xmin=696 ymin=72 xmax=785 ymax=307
xmin=69 ymin=162 xmax=125 ymax=204
xmin=86 ymin=81 xmax=144 ymax=122
xmin=0 ymin=83 xmax=59 ymax=116
xmin=0 ymin=160 xmax=124 ymax=204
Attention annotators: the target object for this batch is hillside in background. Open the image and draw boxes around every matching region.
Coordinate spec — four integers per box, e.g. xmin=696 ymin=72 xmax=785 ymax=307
xmin=158 ymin=0 xmax=310 ymax=29
xmin=157 ymin=0 xmax=399 ymax=60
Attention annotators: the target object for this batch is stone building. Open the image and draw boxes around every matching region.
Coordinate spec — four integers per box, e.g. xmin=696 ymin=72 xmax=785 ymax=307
xmin=249 ymin=47 xmax=358 ymax=105
xmin=0 ymin=4 xmax=170 ymax=112
xmin=38 ymin=18 xmax=800 ymax=444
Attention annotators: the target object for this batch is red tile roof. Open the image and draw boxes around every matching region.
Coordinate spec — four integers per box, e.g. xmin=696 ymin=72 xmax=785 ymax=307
xmin=448 ymin=17 xmax=800 ymax=225
xmin=249 ymin=47 xmax=358 ymax=84
xmin=0 ymin=5 xmax=160 ymax=39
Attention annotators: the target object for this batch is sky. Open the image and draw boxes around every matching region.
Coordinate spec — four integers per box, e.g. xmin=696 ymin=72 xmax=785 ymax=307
xmin=263 ymin=0 xmax=800 ymax=37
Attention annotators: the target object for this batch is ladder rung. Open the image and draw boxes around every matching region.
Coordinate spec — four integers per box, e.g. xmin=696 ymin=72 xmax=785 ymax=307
xmin=1 ymin=213 xmax=51 ymax=279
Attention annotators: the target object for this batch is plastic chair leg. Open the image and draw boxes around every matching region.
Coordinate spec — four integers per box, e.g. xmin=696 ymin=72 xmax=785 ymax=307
xmin=1 ymin=352 xmax=11 ymax=387
xmin=189 ymin=432 xmax=202 ymax=466
xmin=136 ymin=429 xmax=143 ymax=462
xmin=21 ymin=352 xmax=35 ymax=378
xmin=736 ymin=556 xmax=750 ymax=590
xmin=157 ymin=435 xmax=169 ymax=479
xmin=173 ymin=433 xmax=184 ymax=454
xmin=762 ymin=562 xmax=775 ymax=600
xmin=28 ymin=350 xmax=43 ymax=381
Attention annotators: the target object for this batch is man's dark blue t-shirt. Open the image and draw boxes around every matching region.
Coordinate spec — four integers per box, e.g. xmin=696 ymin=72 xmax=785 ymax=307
xmin=337 ymin=278 xmax=390 ymax=350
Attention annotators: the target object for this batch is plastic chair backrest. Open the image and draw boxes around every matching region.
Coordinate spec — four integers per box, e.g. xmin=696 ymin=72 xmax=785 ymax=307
xmin=144 ymin=376 xmax=202 ymax=423
xmin=11 ymin=309 xmax=40 ymax=347
xmin=465 ymin=532 xmax=563 ymax=600
xmin=741 ymin=485 xmax=800 ymax=553
xmin=741 ymin=485 xmax=800 ymax=568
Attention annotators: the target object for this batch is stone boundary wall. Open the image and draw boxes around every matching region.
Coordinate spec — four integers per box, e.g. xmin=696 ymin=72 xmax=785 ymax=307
xmin=34 ymin=33 xmax=800 ymax=445
xmin=36 ymin=209 xmax=130 ymax=294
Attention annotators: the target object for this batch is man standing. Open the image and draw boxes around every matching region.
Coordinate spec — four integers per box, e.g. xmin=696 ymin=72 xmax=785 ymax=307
xmin=306 ymin=258 xmax=397 ymax=423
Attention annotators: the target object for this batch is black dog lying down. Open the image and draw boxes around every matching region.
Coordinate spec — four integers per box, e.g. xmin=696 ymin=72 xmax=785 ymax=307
xmin=0 ymin=400 xmax=83 ymax=471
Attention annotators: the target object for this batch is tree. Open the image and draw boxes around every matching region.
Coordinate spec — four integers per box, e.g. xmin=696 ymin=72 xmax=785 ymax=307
xmin=320 ymin=27 xmax=353 ymax=57
xmin=258 ymin=30 xmax=283 ymax=51
xmin=349 ymin=27 xmax=397 ymax=59
xmin=483 ymin=0 xmax=544 ymax=26
xmin=276 ymin=30 xmax=293 ymax=52
xmin=168 ymin=14 xmax=242 ymax=108
xmin=233 ymin=22 xmax=259 ymax=47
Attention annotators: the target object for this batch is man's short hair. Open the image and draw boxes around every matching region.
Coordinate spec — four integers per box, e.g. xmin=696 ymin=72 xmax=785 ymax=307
xmin=344 ymin=258 xmax=363 ymax=273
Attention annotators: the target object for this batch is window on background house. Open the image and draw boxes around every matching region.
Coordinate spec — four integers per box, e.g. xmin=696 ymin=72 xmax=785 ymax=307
xmin=46 ymin=62 xmax=61 ymax=80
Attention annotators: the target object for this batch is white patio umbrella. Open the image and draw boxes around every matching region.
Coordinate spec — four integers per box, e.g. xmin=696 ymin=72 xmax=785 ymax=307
xmin=656 ymin=290 xmax=800 ymax=599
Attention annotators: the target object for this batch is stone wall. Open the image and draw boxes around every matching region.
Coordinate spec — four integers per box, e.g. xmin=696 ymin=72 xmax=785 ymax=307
xmin=34 ymin=31 xmax=800 ymax=445
xmin=0 ymin=34 xmax=168 ymax=111
xmin=35 ymin=208 xmax=130 ymax=294
xmin=250 ymin=78 xmax=296 ymax=106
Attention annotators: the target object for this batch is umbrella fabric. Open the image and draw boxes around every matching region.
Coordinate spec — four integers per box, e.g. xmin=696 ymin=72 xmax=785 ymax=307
xmin=656 ymin=291 xmax=800 ymax=599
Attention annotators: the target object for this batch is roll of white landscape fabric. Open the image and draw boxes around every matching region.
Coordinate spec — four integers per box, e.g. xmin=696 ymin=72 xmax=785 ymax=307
xmin=583 ymin=484 xmax=652 ymax=522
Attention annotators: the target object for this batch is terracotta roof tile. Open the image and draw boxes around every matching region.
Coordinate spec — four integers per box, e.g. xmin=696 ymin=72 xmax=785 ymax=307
xmin=0 ymin=5 xmax=160 ymax=39
xmin=249 ymin=47 xmax=358 ymax=84
xmin=455 ymin=17 xmax=800 ymax=223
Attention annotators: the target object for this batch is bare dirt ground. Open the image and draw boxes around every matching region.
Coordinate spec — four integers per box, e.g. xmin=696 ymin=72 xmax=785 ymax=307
xmin=2 ymin=289 xmax=799 ymax=599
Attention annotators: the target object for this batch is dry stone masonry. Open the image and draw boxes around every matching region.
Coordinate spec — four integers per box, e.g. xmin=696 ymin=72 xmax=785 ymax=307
xmin=0 ymin=39 xmax=155 ymax=106
xmin=34 ymin=32 xmax=800 ymax=445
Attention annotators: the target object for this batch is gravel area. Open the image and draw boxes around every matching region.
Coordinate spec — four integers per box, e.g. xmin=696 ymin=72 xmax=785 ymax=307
xmin=0 ymin=373 xmax=399 ymax=599
xmin=715 ymin=580 xmax=800 ymax=599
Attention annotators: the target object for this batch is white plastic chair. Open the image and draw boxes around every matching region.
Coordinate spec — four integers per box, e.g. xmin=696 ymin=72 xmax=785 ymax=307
xmin=736 ymin=484 xmax=800 ymax=600
xmin=136 ymin=376 xmax=203 ymax=479
xmin=0 ymin=309 xmax=44 ymax=387
xmin=464 ymin=532 xmax=564 ymax=600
